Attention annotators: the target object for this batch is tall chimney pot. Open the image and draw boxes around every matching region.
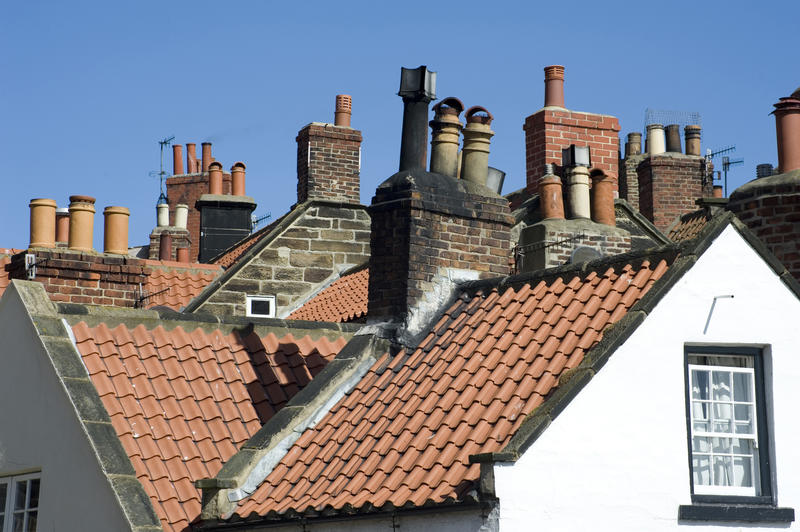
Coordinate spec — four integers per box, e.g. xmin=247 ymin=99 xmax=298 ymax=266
xmin=103 ymin=206 xmax=129 ymax=255
xmin=186 ymin=143 xmax=198 ymax=173
xmin=208 ymin=161 xmax=223 ymax=195
xmin=68 ymin=195 xmax=96 ymax=252
xmin=543 ymin=65 xmax=565 ymax=108
xmin=772 ymin=90 xmax=800 ymax=173
xmin=590 ymin=169 xmax=616 ymax=226
xmin=55 ymin=208 xmax=69 ymax=244
xmin=157 ymin=201 xmax=169 ymax=227
xmin=159 ymin=232 xmax=173 ymax=261
xmin=565 ymin=166 xmax=591 ymax=219
xmin=665 ymin=124 xmax=682 ymax=153
xmin=334 ymin=94 xmax=352 ymax=127
xmin=172 ymin=144 xmax=184 ymax=175
xmin=174 ymin=204 xmax=188 ymax=229
xmin=460 ymin=106 xmax=495 ymax=186
xmin=684 ymin=125 xmax=702 ymax=156
xmin=626 ymin=132 xmax=642 ymax=157
xmin=398 ymin=65 xmax=436 ymax=172
xmin=29 ymin=198 xmax=57 ymax=248
xmin=429 ymin=97 xmax=464 ymax=177
xmin=539 ymin=166 xmax=565 ymax=220
xmin=231 ymin=162 xmax=246 ymax=196
xmin=647 ymin=124 xmax=666 ymax=155
xmin=713 ymin=185 xmax=724 ymax=198
xmin=201 ymin=142 xmax=212 ymax=172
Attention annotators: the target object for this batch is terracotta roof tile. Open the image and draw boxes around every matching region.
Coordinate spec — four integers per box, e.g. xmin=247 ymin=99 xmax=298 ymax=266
xmin=140 ymin=261 xmax=222 ymax=311
xmin=288 ymin=265 xmax=369 ymax=323
xmin=72 ymin=322 xmax=346 ymax=531
xmin=668 ymin=209 xmax=712 ymax=242
xmin=212 ymin=213 xmax=288 ymax=268
xmin=234 ymin=255 xmax=675 ymax=518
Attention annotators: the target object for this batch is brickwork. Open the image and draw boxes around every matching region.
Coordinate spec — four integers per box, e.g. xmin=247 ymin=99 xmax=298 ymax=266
xmin=368 ymin=171 xmax=513 ymax=324
xmin=198 ymin=203 xmax=371 ymax=317
xmin=619 ymin=154 xmax=646 ymax=211
xmin=728 ymin=171 xmax=800 ymax=281
xmin=148 ymin=227 xmax=191 ymax=260
xmin=637 ymin=153 xmax=711 ymax=232
xmin=7 ymin=249 xmax=147 ymax=307
xmin=524 ymin=109 xmax=620 ymax=195
xmin=297 ymin=123 xmax=362 ymax=204
xmin=166 ymin=171 xmax=232 ymax=261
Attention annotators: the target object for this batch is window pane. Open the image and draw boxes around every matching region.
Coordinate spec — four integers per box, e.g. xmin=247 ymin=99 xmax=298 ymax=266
xmin=692 ymin=437 xmax=710 ymax=452
xmin=13 ymin=513 xmax=24 ymax=532
xmin=732 ymin=438 xmax=754 ymax=455
xmin=733 ymin=372 xmax=753 ymax=402
xmin=14 ymin=481 xmax=27 ymax=511
xmin=734 ymin=457 xmax=753 ymax=487
xmin=693 ymin=455 xmax=711 ymax=486
xmin=734 ymin=405 xmax=755 ymax=434
xmin=712 ymin=437 xmax=731 ymax=453
xmin=712 ymin=371 xmax=732 ymax=401
xmin=28 ymin=480 xmax=39 ymax=510
xmin=25 ymin=511 xmax=36 ymax=532
xmin=713 ymin=456 xmax=733 ymax=486
xmin=692 ymin=401 xmax=708 ymax=421
xmin=712 ymin=403 xmax=733 ymax=432
xmin=692 ymin=370 xmax=709 ymax=399
xmin=0 ymin=482 xmax=6 ymax=512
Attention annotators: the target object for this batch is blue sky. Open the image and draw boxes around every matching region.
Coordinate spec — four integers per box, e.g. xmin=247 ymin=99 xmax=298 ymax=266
xmin=1 ymin=1 xmax=797 ymax=250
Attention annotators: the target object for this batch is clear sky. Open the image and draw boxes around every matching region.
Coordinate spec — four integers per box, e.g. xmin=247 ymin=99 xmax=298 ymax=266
xmin=1 ymin=1 xmax=797 ymax=251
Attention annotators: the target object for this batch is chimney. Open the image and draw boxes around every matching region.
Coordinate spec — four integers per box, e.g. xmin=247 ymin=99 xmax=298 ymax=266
xmin=159 ymin=232 xmax=173 ymax=261
xmin=68 ymin=195 xmax=96 ymax=252
xmin=543 ymin=65 xmax=565 ymax=108
xmin=460 ymin=106 xmax=494 ymax=186
xmin=29 ymin=198 xmax=57 ymax=248
xmin=772 ymin=88 xmax=800 ymax=173
xmin=55 ymin=208 xmax=69 ymax=244
xmin=590 ymin=169 xmax=615 ymax=226
xmin=173 ymin=144 xmax=184 ymax=175
xmin=647 ymin=124 xmax=666 ymax=155
xmin=186 ymin=143 xmax=198 ymax=173
xmin=539 ymin=165 xmax=565 ymax=220
xmin=103 ymin=206 xmax=129 ymax=255
xmin=665 ymin=124 xmax=682 ymax=153
xmin=231 ymin=162 xmax=246 ymax=196
xmin=637 ymin=152 xmax=710 ymax=231
xmin=296 ymin=95 xmax=363 ymax=204
xmin=684 ymin=125 xmax=702 ymax=156
xmin=429 ymin=97 xmax=464 ymax=177
xmin=335 ymin=94 xmax=352 ymax=127
xmin=208 ymin=161 xmax=223 ymax=195
xmin=174 ymin=203 xmax=188 ymax=229
xmin=201 ymin=142 xmax=212 ymax=173
xmin=398 ymin=65 xmax=436 ymax=172
xmin=625 ymin=132 xmax=642 ymax=157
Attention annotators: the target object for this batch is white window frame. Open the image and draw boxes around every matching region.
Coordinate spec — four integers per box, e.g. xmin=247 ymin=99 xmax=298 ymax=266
xmin=0 ymin=472 xmax=40 ymax=532
xmin=245 ymin=295 xmax=276 ymax=318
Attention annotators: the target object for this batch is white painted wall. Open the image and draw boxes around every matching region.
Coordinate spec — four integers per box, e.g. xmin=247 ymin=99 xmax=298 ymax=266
xmin=0 ymin=285 xmax=132 ymax=531
xmin=494 ymin=225 xmax=800 ymax=531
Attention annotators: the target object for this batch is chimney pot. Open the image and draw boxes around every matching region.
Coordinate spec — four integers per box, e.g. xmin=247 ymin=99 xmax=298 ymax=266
xmin=29 ymin=198 xmax=57 ymax=248
xmin=398 ymin=65 xmax=437 ymax=172
xmin=55 ymin=207 xmax=69 ymax=244
xmin=172 ymin=144 xmax=184 ymax=175
xmin=539 ymin=167 xmax=565 ymax=220
xmin=590 ymin=169 xmax=616 ymax=226
xmin=646 ymin=124 xmax=666 ymax=155
xmin=103 ymin=206 xmax=130 ymax=255
xmin=186 ymin=143 xmax=198 ymax=173
xmin=231 ymin=162 xmax=246 ymax=196
xmin=429 ymin=97 xmax=464 ymax=177
xmin=176 ymin=246 xmax=190 ymax=263
xmin=159 ymin=232 xmax=173 ymax=261
xmin=156 ymin=202 xmax=169 ymax=227
xmin=772 ymin=92 xmax=800 ymax=173
xmin=684 ymin=125 xmax=702 ymax=156
xmin=174 ymin=204 xmax=189 ymax=229
xmin=665 ymin=124 xmax=682 ymax=153
xmin=460 ymin=106 xmax=495 ymax=186
xmin=208 ymin=161 xmax=223 ymax=195
xmin=334 ymin=94 xmax=352 ymax=127
xmin=201 ymin=142 xmax=212 ymax=172
xmin=543 ymin=65 xmax=565 ymax=108
xmin=565 ymin=166 xmax=591 ymax=219
xmin=626 ymin=132 xmax=642 ymax=157
xmin=713 ymin=185 xmax=724 ymax=198
xmin=67 ymin=195 xmax=96 ymax=252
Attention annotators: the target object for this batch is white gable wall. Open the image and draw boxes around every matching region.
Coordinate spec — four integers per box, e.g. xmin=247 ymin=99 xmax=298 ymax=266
xmin=494 ymin=225 xmax=800 ymax=530
xmin=0 ymin=286 xmax=132 ymax=531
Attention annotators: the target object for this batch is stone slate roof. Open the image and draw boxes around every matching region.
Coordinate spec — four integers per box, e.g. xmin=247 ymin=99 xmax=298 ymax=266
xmin=287 ymin=265 xmax=368 ymax=323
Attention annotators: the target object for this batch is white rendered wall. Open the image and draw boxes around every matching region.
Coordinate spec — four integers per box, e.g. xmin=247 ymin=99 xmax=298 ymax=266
xmin=494 ymin=226 xmax=800 ymax=531
xmin=0 ymin=285 xmax=132 ymax=531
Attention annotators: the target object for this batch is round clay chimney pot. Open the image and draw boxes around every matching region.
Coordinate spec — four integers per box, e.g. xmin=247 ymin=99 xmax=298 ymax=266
xmin=231 ymin=162 xmax=246 ymax=196
xmin=29 ymin=198 xmax=57 ymax=248
xmin=335 ymin=94 xmax=352 ymax=127
xmin=543 ymin=65 xmax=566 ymax=108
xmin=208 ymin=161 xmax=223 ymax=195
xmin=68 ymin=195 xmax=96 ymax=252
xmin=103 ymin=206 xmax=130 ymax=255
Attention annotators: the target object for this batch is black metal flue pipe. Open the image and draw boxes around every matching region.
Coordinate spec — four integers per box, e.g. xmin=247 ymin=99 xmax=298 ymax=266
xmin=398 ymin=66 xmax=436 ymax=172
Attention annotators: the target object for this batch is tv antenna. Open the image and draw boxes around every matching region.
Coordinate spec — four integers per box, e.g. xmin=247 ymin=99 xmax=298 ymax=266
xmin=706 ymin=146 xmax=740 ymax=196
xmin=149 ymin=136 xmax=175 ymax=202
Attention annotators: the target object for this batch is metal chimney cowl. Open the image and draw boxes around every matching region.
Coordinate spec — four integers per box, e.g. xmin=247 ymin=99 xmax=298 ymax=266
xmin=398 ymin=66 xmax=437 ymax=173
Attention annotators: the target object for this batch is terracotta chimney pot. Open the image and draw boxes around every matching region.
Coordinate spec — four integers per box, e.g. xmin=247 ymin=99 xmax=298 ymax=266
xmin=335 ymin=94 xmax=352 ymax=127
xmin=429 ymin=97 xmax=464 ymax=178
xmin=543 ymin=65 xmax=565 ymax=108
xmin=174 ymin=204 xmax=188 ymax=229
xmin=773 ymin=92 xmax=800 ymax=173
xmin=172 ymin=144 xmax=184 ymax=175
xmin=684 ymin=125 xmax=702 ymax=156
xmin=55 ymin=208 xmax=70 ymax=244
xmin=713 ymin=185 xmax=724 ymax=198
xmin=159 ymin=232 xmax=173 ymax=261
xmin=460 ymin=106 xmax=494 ymax=186
xmin=231 ymin=162 xmax=246 ymax=196
xmin=201 ymin=142 xmax=212 ymax=172
xmin=103 ymin=206 xmax=130 ymax=255
xmin=68 ymin=195 xmax=96 ymax=252
xmin=186 ymin=143 xmax=198 ymax=173
xmin=29 ymin=198 xmax=57 ymax=248
xmin=626 ymin=132 xmax=642 ymax=157
xmin=590 ymin=169 xmax=616 ymax=226
xmin=208 ymin=161 xmax=223 ymax=195
xmin=176 ymin=246 xmax=190 ymax=263
xmin=539 ymin=166 xmax=565 ymax=220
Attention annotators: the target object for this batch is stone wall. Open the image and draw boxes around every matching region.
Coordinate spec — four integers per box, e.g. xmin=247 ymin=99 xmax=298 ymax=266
xmin=619 ymin=153 xmax=646 ymax=211
xmin=637 ymin=153 xmax=711 ymax=232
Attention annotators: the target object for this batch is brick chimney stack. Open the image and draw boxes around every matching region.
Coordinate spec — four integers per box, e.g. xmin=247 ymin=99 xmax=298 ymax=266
xmin=296 ymin=95 xmax=362 ymax=204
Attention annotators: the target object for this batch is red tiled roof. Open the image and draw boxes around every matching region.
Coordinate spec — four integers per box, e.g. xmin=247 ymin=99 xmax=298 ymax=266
xmin=141 ymin=260 xmax=222 ymax=310
xmin=213 ymin=214 xmax=287 ymax=268
xmin=234 ymin=257 xmax=672 ymax=517
xmin=667 ymin=210 xmax=710 ymax=242
xmin=72 ymin=321 xmax=347 ymax=531
xmin=288 ymin=266 xmax=368 ymax=322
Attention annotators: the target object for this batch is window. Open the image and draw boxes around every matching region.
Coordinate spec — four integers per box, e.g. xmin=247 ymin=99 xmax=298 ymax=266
xmin=680 ymin=346 xmax=794 ymax=523
xmin=0 ymin=473 xmax=39 ymax=531
xmin=246 ymin=295 xmax=276 ymax=318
